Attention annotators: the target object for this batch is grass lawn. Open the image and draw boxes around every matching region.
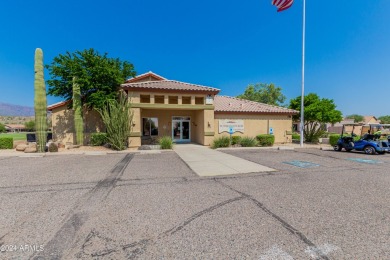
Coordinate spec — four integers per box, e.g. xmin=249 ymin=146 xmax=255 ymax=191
xmin=0 ymin=132 xmax=29 ymax=141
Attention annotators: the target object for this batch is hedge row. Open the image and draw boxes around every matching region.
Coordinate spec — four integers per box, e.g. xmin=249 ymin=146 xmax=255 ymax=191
xmin=0 ymin=137 xmax=13 ymax=149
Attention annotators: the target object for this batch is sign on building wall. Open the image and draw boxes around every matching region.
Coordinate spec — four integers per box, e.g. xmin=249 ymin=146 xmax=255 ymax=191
xmin=219 ymin=119 xmax=244 ymax=133
xmin=205 ymin=95 xmax=214 ymax=105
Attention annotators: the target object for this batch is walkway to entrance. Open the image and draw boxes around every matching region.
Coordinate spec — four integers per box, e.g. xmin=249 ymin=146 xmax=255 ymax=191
xmin=174 ymin=144 xmax=275 ymax=177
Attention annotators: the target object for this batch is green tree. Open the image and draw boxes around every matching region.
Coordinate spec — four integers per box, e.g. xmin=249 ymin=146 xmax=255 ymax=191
xmin=289 ymin=93 xmax=342 ymax=142
xmin=0 ymin=123 xmax=6 ymax=133
xmin=237 ymin=83 xmax=286 ymax=106
xmin=46 ymin=48 xmax=136 ymax=110
xmin=24 ymin=120 xmax=35 ymax=132
xmin=378 ymin=115 xmax=390 ymax=124
xmin=345 ymin=114 xmax=364 ymax=123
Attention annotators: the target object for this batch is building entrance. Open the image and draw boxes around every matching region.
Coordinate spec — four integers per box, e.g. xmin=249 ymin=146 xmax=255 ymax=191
xmin=172 ymin=116 xmax=191 ymax=142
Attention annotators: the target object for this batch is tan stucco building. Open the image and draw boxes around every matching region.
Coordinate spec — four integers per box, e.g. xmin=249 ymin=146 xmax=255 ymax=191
xmin=48 ymin=72 xmax=298 ymax=147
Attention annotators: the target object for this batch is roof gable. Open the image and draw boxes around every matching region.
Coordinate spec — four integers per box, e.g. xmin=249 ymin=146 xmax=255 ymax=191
xmin=126 ymin=71 xmax=166 ymax=83
xmin=363 ymin=116 xmax=379 ymax=124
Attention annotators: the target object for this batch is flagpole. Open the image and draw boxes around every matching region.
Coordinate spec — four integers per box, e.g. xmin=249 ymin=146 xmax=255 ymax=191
xmin=300 ymin=0 xmax=306 ymax=147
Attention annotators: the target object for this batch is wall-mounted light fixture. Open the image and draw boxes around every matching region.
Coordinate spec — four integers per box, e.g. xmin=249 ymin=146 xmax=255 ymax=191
xmin=132 ymin=121 xmax=136 ymax=127
xmin=192 ymin=122 xmax=197 ymax=127
xmin=207 ymin=121 xmax=211 ymax=128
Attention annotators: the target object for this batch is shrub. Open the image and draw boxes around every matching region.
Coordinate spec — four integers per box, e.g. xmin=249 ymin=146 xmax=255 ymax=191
xmin=90 ymin=133 xmax=108 ymax=146
xmin=211 ymin=136 xmax=230 ymax=149
xmin=292 ymin=133 xmax=300 ymax=140
xmin=0 ymin=137 xmax=13 ymax=149
xmin=256 ymin=134 xmax=275 ymax=147
xmin=0 ymin=123 xmax=6 ymax=133
xmin=329 ymin=134 xmax=340 ymax=146
xmin=240 ymin=136 xmax=257 ymax=147
xmin=305 ymin=130 xmax=325 ymax=143
xmin=231 ymin=136 xmax=242 ymax=145
xmin=159 ymin=136 xmax=173 ymax=149
xmin=48 ymin=143 xmax=58 ymax=152
xmin=96 ymin=93 xmax=133 ymax=151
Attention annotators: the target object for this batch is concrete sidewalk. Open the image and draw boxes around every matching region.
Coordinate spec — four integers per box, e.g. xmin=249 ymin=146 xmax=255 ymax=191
xmin=174 ymin=144 xmax=275 ymax=177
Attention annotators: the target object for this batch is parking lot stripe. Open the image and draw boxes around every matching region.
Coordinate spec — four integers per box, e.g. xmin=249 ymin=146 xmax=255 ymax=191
xmin=283 ymin=160 xmax=320 ymax=168
xmin=259 ymin=245 xmax=294 ymax=259
xmin=346 ymin=158 xmax=383 ymax=164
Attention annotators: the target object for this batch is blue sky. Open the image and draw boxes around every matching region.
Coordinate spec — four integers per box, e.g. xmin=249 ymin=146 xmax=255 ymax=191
xmin=1 ymin=0 xmax=389 ymax=116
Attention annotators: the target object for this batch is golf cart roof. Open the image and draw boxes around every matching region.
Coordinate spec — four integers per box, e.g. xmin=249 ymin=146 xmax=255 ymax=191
xmin=366 ymin=123 xmax=390 ymax=127
xmin=342 ymin=123 xmax=363 ymax=126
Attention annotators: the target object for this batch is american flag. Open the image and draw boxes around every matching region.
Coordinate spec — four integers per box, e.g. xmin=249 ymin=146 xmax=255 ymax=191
xmin=272 ymin=0 xmax=294 ymax=12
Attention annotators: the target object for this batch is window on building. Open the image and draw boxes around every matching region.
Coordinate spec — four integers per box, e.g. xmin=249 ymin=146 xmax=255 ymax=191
xmin=140 ymin=95 xmax=150 ymax=103
xmin=142 ymin=118 xmax=158 ymax=136
xmin=168 ymin=96 xmax=178 ymax=104
xmin=182 ymin=96 xmax=191 ymax=104
xmin=155 ymin=95 xmax=164 ymax=104
xmin=195 ymin=97 xmax=204 ymax=105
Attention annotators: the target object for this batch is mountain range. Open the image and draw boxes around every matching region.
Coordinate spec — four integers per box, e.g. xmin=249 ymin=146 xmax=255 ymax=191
xmin=0 ymin=102 xmax=35 ymax=116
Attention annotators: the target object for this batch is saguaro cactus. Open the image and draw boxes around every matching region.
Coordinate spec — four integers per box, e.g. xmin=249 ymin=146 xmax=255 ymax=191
xmin=34 ymin=48 xmax=47 ymax=153
xmin=73 ymin=77 xmax=84 ymax=145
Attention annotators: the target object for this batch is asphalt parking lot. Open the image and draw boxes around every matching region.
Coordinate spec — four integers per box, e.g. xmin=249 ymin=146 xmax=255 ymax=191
xmin=0 ymin=148 xmax=390 ymax=259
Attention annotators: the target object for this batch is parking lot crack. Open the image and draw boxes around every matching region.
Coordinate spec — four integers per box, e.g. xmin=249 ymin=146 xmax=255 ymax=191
xmin=215 ymin=180 xmax=330 ymax=260
xmin=163 ymin=196 xmax=244 ymax=236
xmin=30 ymin=153 xmax=134 ymax=260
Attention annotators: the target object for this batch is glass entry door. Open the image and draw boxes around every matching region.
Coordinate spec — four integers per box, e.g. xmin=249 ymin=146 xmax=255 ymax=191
xmin=172 ymin=117 xmax=191 ymax=142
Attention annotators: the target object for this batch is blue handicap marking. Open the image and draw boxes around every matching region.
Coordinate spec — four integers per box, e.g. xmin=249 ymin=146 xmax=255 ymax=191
xmin=283 ymin=160 xmax=320 ymax=168
xmin=347 ymin=158 xmax=382 ymax=164
xmin=269 ymin=127 xmax=274 ymax=135
xmin=228 ymin=127 xmax=234 ymax=134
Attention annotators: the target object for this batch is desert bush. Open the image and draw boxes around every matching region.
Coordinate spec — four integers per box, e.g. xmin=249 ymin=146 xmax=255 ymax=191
xmin=96 ymin=93 xmax=133 ymax=151
xmin=90 ymin=133 xmax=108 ymax=146
xmin=0 ymin=137 xmax=13 ymax=149
xmin=211 ymin=136 xmax=230 ymax=149
xmin=256 ymin=134 xmax=275 ymax=147
xmin=48 ymin=142 xmax=58 ymax=152
xmin=231 ymin=136 xmax=242 ymax=145
xmin=240 ymin=136 xmax=257 ymax=147
xmin=159 ymin=136 xmax=173 ymax=149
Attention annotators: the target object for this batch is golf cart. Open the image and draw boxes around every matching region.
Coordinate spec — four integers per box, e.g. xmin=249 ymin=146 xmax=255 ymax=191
xmin=362 ymin=124 xmax=390 ymax=153
xmin=334 ymin=123 xmax=389 ymax=155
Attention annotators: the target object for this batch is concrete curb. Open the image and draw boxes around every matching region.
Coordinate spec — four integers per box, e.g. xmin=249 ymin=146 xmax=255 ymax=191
xmin=216 ymin=146 xmax=294 ymax=151
xmin=216 ymin=145 xmax=334 ymax=152
xmin=0 ymin=149 xmax=175 ymax=157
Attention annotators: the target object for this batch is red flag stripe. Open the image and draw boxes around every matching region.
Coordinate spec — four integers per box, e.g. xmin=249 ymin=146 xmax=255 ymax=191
xmin=272 ymin=0 xmax=294 ymax=12
xmin=278 ymin=0 xmax=293 ymax=12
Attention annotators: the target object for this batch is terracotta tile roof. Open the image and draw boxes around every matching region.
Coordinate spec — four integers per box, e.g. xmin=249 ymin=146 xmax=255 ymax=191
xmin=214 ymin=96 xmax=298 ymax=114
xmin=126 ymin=71 xmax=166 ymax=83
xmin=121 ymin=80 xmax=220 ymax=93
xmin=5 ymin=124 xmax=25 ymax=129
xmin=47 ymin=100 xmax=70 ymax=111
xmin=363 ymin=115 xmax=379 ymax=124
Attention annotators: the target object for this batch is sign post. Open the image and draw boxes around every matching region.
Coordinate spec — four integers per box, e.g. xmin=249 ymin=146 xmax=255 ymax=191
xmin=228 ymin=126 xmax=234 ymax=146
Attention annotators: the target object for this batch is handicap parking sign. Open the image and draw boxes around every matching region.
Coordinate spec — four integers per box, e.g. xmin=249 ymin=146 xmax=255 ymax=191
xmin=228 ymin=127 xmax=234 ymax=134
xmin=269 ymin=127 xmax=274 ymax=135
